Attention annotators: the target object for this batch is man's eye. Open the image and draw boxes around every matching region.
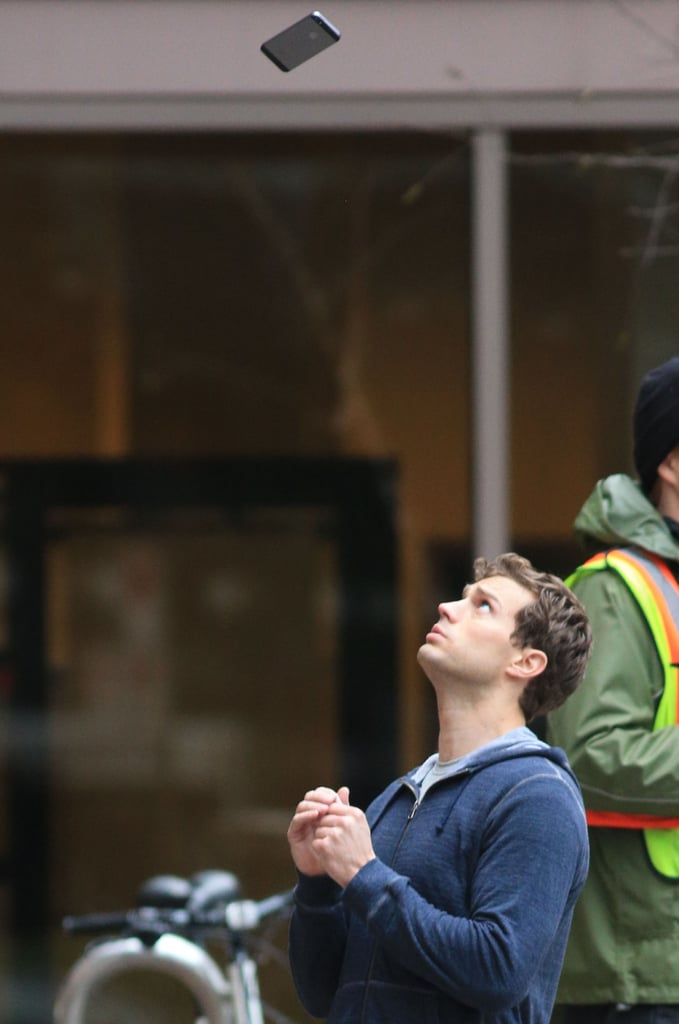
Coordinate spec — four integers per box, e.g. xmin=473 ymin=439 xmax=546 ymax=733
xmin=478 ymin=600 xmax=492 ymax=613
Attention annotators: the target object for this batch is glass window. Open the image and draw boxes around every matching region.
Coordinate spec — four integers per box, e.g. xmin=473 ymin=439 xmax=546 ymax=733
xmin=509 ymin=130 xmax=679 ymax=575
xmin=0 ymin=132 xmax=470 ymax=1020
xmin=48 ymin=505 xmax=338 ymax=1020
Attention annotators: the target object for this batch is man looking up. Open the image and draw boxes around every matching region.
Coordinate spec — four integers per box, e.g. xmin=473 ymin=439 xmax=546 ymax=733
xmin=287 ymin=552 xmax=592 ymax=1024
xmin=549 ymin=354 xmax=679 ymax=1024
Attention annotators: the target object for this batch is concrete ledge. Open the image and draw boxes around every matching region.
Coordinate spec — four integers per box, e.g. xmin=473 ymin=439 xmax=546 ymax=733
xmin=1 ymin=1 xmax=679 ymax=129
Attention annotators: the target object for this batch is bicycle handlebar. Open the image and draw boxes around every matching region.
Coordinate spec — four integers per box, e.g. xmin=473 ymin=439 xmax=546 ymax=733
xmin=62 ymin=911 xmax=135 ymax=935
xmin=63 ymin=889 xmax=293 ymax=940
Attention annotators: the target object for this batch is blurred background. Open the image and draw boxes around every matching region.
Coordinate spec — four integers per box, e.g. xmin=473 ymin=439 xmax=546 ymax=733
xmin=1 ymin=1 xmax=679 ymax=1020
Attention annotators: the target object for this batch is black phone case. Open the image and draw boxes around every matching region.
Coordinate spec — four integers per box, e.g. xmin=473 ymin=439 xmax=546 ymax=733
xmin=261 ymin=11 xmax=341 ymax=72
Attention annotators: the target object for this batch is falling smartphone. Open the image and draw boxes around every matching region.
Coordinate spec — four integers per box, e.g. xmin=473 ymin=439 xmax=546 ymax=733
xmin=260 ymin=11 xmax=341 ymax=72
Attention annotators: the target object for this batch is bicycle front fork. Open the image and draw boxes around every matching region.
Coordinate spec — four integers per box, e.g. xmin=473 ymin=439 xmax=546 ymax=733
xmin=228 ymin=949 xmax=265 ymax=1024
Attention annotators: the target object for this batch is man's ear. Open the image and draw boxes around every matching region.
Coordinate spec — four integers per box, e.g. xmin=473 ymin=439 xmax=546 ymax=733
xmin=657 ymin=445 xmax=679 ymax=488
xmin=507 ymin=647 xmax=547 ymax=681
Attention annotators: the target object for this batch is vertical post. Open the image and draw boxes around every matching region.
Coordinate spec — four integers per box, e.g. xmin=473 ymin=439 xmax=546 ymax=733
xmin=6 ymin=468 xmax=51 ymax=1024
xmin=471 ymin=129 xmax=510 ymax=561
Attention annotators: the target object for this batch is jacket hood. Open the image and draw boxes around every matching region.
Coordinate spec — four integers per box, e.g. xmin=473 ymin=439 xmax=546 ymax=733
xmin=461 ymin=732 xmax=575 ymax=777
xmin=573 ymin=473 xmax=679 ymax=562
xmin=410 ymin=728 xmax=578 ymax=788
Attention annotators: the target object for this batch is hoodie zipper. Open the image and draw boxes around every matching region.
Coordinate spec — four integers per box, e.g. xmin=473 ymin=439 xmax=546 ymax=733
xmin=359 ymin=772 xmax=477 ymax=1024
xmin=358 ymin=784 xmax=419 ymax=1024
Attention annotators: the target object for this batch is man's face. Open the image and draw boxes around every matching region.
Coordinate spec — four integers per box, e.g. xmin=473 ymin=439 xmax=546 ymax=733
xmin=656 ymin=443 xmax=679 ymax=519
xmin=417 ymin=574 xmax=536 ymax=688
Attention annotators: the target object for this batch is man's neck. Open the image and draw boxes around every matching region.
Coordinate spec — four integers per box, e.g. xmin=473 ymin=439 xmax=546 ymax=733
xmin=436 ymin=697 xmax=526 ymax=762
xmin=664 ymin=515 xmax=679 ymax=541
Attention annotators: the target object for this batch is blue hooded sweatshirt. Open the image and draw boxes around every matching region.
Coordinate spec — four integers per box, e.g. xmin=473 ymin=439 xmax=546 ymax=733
xmin=289 ymin=728 xmax=588 ymax=1024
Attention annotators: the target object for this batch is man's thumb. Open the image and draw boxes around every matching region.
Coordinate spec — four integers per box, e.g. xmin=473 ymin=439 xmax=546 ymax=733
xmin=338 ymin=786 xmax=350 ymax=805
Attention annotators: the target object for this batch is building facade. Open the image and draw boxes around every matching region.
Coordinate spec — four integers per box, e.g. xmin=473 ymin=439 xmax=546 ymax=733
xmin=1 ymin=2 xmax=679 ymax=1020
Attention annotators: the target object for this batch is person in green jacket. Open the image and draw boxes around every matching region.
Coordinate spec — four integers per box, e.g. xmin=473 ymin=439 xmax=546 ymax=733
xmin=548 ymin=354 xmax=679 ymax=1024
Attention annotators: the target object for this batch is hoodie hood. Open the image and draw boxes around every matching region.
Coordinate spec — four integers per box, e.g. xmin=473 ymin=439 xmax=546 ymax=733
xmin=574 ymin=473 xmax=679 ymax=563
xmin=411 ymin=726 xmax=578 ymax=790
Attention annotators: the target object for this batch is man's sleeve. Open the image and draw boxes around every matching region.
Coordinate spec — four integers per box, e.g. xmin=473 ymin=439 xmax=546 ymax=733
xmin=288 ymin=872 xmax=346 ymax=1018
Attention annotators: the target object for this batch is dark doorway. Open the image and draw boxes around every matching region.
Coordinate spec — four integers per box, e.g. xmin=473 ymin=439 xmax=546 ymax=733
xmin=0 ymin=457 xmax=398 ymax=1023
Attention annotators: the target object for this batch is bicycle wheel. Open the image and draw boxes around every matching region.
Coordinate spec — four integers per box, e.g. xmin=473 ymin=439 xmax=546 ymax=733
xmin=53 ymin=935 xmax=234 ymax=1024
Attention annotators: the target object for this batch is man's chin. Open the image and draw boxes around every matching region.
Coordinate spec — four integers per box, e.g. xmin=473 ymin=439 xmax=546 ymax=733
xmin=416 ymin=642 xmax=434 ymax=669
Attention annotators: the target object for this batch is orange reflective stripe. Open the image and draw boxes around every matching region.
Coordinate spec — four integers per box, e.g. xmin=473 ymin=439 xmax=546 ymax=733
xmin=609 ymin=550 xmax=679 ymax=727
xmin=645 ymin=550 xmax=679 ymax=663
xmin=587 ymin=809 xmax=679 ymax=830
xmin=573 ymin=549 xmax=679 ymax=876
xmin=614 ymin=551 xmax=679 ymax=664
xmin=580 ymin=553 xmax=607 ymax=570
xmin=581 ymin=549 xmax=679 ymax=728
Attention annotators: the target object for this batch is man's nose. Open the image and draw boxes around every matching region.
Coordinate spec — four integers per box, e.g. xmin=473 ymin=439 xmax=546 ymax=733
xmin=439 ymin=599 xmax=462 ymax=621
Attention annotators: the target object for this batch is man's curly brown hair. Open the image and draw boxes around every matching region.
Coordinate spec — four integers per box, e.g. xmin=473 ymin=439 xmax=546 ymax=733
xmin=473 ymin=552 xmax=592 ymax=722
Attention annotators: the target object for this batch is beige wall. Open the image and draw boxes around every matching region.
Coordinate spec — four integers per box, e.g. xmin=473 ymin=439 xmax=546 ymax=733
xmin=1 ymin=1 xmax=679 ymax=130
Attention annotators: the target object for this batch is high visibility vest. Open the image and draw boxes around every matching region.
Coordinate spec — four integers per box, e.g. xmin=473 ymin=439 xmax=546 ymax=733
xmin=566 ymin=547 xmax=679 ymax=879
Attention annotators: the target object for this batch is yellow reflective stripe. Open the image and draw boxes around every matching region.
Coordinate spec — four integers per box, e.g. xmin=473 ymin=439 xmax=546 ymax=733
xmin=605 ymin=554 xmax=674 ymax=710
xmin=568 ymin=549 xmax=679 ymax=877
xmin=644 ymin=828 xmax=679 ymax=878
xmin=570 ymin=551 xmax=677 ymax=727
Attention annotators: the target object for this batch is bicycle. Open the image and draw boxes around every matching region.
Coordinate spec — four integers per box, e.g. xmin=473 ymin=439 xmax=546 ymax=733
xmin=53 ymin=869 xmax=296 ymax=1024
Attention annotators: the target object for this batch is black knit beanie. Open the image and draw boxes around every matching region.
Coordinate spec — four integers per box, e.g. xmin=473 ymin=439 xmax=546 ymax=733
xmin=633 ymin=355 xmax=679 ymax=494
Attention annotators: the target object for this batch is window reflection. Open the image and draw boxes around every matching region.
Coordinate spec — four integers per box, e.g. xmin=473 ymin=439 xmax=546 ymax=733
xmin=510 ymin=132 xmax=679 ymax=548
xmin=47 ymin=506 xmax=338 ymax=1021
xmin=0 ymin=130 xmax=467 ymax=1022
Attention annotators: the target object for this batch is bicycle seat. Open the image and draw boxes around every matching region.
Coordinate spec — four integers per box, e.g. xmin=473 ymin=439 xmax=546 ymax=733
xmin=136 ymin=874 xmax=193 ymax=909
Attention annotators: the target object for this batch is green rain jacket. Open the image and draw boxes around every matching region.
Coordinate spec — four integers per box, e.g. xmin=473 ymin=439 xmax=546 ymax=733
xmin=548 ymin=473 xmax=679 ymax=1006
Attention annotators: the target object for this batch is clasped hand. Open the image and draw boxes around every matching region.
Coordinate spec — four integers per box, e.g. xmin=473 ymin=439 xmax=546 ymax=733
xmin=287 ymin=785 xmax=376 ymax=888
